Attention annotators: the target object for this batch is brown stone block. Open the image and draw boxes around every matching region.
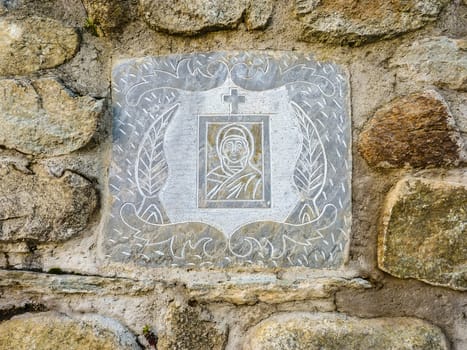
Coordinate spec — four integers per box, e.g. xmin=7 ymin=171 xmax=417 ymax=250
xmin=0 ymin=167 xmax=97 ymax=244
xmin=359 ymin=90 xmax=464 ymax=168
xmin=0 ymin=78 xmax=103 ymax=156
xmin=243 ymin=312 xmax=449 ymax=349
xmin=0 ymin=17 xmax=79 ymax=76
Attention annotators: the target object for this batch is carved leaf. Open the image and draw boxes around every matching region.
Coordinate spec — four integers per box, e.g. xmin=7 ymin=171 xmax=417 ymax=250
xmin=291 ymin=101 xmax=327 ymax=201
xmin=135 ymin=104 xmax=179 ymax=198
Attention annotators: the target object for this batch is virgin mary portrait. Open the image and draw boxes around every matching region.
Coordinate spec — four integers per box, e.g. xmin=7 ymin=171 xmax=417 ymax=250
xmin=206 ymin=124 xmax=263 ymax=201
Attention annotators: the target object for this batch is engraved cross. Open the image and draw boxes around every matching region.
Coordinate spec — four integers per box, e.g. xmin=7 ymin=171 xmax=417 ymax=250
xmin=223 ymin=88 xmax=245 ymax=114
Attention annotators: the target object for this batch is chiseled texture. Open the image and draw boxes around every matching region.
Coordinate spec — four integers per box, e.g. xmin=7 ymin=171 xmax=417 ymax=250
xmin=82 ymin=0 xmax=130 ymax=35
xmin=0 ymin=78 xmax=102 ymax=156
xmin=295 ymin=0 xmax=449 ymax=46
xmin=157 ymin=302 xmax=227 ymax=350
xmin=243 ymin=312 xmax=449 ymax=350
xmin=359 ymin=90 xmax=463 ymax=168
xmin=0 ymin=16 xmax=79 ymax=76
xmin=391 ymin=36 xmax=467 ymax=91
xmin=139 ymin=0 xmax=274 ymax=35
xmin=0 ymin=312 xmax=141 ymax=350
xmin=379 ymin=178 xmax=467 ymax=291
xmin=0 ymin=166 xmax=97 ymax=243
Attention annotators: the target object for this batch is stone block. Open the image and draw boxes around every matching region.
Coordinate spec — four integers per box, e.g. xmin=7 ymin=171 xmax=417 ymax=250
xmin=391 ymin=37 xmax=467 ymax=91
xmin=158 ymin=303 xmax=227 ymax=350
xmin=295 ymin=0 xmax=449 ymax=46
xmin=0 ymin=166 xmax=97 ymax=243
xmin=82 ymin=0 xmax=129 ymax=35
xmin=243 ymin=312 xmax=449 ymax=350
xmin=0 ymin=312 xmax=141 ymax=350
xmin=0 ymin=78 xmax=103 ymax=156
xmin=0 ymin=16 xmax=79 ymax=76
xmin=139 ymin=0 xmax=274 ymax=35
xmin=379 ymin=177 xmax=467 ymax=290
xmin=359 ymin=90 xmax=464 ymax=168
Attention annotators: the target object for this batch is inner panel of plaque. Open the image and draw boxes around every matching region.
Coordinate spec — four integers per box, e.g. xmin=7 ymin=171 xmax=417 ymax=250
xmin=198 ymin=115 xmax=271 ymax=208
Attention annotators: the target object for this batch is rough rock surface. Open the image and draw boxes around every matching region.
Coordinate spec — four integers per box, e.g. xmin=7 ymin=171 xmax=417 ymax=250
xmin=187 ymin=277 xmax=372 ymax=305
xmin=158 ymin=302 xmax=227 ymax=350
xmin=391 ymin=37 xmax=467 ymax=91
xmin=295 ymin=0 xmax=449 ymax=46
xmin=82 ymin=0 xmax=129 ymax=36
xmin=359 ymin=90 xmax=464 ymax=168
xmin=243 ymin=312 xmax=449 ymax=350
xmin=139 ymin=0 xmax=274 ymax=35
xmin=0 ymin=166 xmax=97 ymax=243
xmin=0 ymin=16 xmax=79 ymax=76
xmin=0 ymin=312 xmax=141 ymax=350
xmin=0 ymin=78 xmax=103 ymax=156
xmin=379 ymin=177 xmax=467 ymax=290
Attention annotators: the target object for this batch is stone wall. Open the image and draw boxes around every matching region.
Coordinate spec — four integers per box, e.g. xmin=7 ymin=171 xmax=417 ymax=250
xmin=0 ymin=0 xmax=466 ymax=349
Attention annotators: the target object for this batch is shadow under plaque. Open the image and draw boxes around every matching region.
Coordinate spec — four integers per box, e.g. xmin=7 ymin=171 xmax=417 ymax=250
xmin=105 ymin=51 xmax=351 ymax=269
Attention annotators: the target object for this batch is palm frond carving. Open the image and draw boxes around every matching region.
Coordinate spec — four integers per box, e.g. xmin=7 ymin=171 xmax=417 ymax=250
xmin=292 ymin=102 xmax=327 ymax=201
xmin=288 ymin=101 xmax=327 ymax=223
xmin=135 ymin=104 xmax=179 ymax=198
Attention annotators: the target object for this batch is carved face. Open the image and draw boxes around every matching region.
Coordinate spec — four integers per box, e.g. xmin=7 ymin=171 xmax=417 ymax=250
xmin=221 ymin=136 xmax=249 ymax=163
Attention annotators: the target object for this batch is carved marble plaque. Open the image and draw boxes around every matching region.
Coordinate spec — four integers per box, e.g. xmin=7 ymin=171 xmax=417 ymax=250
xmin=105 ymin=52 xmax=351 ymax=268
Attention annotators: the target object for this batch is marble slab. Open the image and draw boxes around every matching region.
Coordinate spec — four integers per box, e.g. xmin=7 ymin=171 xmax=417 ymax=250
xmin=105 ymin=52 xmax=351 ymax=268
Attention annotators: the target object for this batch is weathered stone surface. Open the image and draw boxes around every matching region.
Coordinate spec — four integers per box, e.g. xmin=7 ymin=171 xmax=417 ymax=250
xmin=158 ymin=302 xmax=227 ymax=350
xmin=295 ymin=0 xmax=448 ymax=46
xmin=0 ymin=16 xmax=79 ymax=76
xmin=139 ymin=0 xmax=274 ymax=35
xmin=379 ymin=177 xmax=467 ymax=290
xmin=244 ymin=0 xmax=274 ymax=29
xmin=0 ymin=269 xmax=161 ymax=296
xmin=0 ymin=166 xmax=97 ymax=243
xmin=359 ymin=90 xmax=464 ymax=168
xmin=0 ymin=78 xmax=103 ymax=156
xmin=391 ymin=37 xmax=467 ymax=91
xmin=243 ymin=313 xmax=449 ymax=350
xmin=188 ymin=277 xmax=372 ymax=305
xmin=82 ymin=0 xmax=129 ymax=35
xmin=0 ymin=312 xmax=140 ymax=350
xmin=0 ymin=269 xmax=370 ymax=305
